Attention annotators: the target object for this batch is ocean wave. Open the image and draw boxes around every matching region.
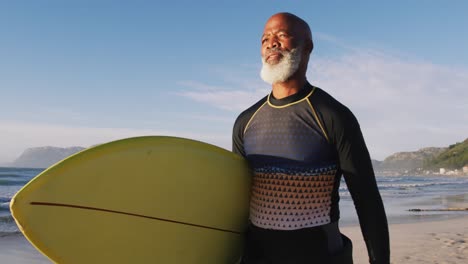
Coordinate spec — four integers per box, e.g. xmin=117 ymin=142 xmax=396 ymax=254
xmin=0 ymin=174 xmax=25 ymax=178
xmin=339 ymin=191 xmax=351 ymax=197
xmin=0 ymin=179 xmax=30 ymax=186
xmin=338 ymin=181 xmax=465 ymax=192
xmin=379 ymin=181 xmax=460 ymax=190
xmin=0 ymin=202 xmax=10 ymax=211
xmin=0 ymin=213 xmax=19 ymax=235
xmin=0 ymin=231 xmax=22 ymax=237
xmin=377 ymin=177 xmax=406 ymax=182
xmin=0 ymin=168 xmax=43 ymax=178
xmin=0 ymin=215 xmax=14 ymax=224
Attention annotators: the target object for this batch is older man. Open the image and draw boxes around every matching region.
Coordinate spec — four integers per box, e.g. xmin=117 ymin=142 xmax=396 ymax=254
xmin=233 ymin=13 xmax=390 ymax=264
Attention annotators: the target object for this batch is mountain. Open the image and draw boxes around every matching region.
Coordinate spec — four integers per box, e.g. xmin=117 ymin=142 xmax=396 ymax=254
xmin=378 ymin=147 xmax=447 ymax=172
xmin=423 ymin=138 xmax=468 ymax=170
xmin=371 ymin=159 xmax=383 ymax=171
xmin=11 ymin=146 xmax=86 ymax=168
xmin=8 ymin=138 xmax=467 ymax=171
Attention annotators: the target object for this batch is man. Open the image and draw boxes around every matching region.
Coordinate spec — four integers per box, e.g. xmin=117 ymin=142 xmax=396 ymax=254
xmin=232 ymin=13 xmax=390 ymax=264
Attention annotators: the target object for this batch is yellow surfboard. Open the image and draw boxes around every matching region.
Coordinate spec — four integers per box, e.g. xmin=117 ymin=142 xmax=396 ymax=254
xmin=10 ymin=136 xmax=252 ymax=264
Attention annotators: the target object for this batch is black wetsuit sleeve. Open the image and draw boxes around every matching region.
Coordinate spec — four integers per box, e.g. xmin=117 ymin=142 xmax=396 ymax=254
xmin=232 ymin=116 xmax=246 ymax=156
xmin=335 ymin=109 xmax=390 ymax=264
xmin=312 ymin=89 xmax=390 ymax=264
xmin=232 ymin=96 xmax=268 ymax=157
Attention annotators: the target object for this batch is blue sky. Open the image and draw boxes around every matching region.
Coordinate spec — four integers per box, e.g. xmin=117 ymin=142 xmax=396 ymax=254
xmin=1 ymin=1 xmax=467 ymax=163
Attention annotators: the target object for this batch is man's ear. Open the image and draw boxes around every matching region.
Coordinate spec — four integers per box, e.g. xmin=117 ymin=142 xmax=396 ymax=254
xmin=305 ymin=39 xmax=313 ymax=54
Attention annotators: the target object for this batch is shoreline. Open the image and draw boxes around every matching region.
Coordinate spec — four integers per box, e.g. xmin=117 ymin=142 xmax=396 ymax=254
xmin=0 ymin=233 xmax=50 ymax=263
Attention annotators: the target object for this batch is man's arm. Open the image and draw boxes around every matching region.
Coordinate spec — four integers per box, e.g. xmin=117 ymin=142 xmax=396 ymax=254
xmin=334 ymin=109 xmax=390 ymax=264
xmin=232 ymin=115 xmax=246 ymax=156
xmin=309 ymin=87 xmax=390 ymax=263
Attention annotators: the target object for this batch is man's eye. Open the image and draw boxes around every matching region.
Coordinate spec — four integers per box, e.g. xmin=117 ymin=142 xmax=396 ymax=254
xmin=262 ymin=38 xmax=268 ymax=44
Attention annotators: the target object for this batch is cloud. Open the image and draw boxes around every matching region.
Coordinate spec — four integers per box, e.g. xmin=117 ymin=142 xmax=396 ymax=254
xmin=309 ymin=50 xmax=468 ymax=159
xmin=314 ymin=32 xmax=358 ymax=52
xmin=175 ymin=50 xmax=468 ymax=160
xmin=176 ymin=73 xmax=270 ymax=112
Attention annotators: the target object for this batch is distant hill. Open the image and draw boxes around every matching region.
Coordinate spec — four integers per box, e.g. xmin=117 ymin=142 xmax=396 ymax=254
xmin=7 ymin=138 xmax=467 ymax=171
xmin=378 ymin=147 xmax=447 ymax=172
xmin=11 ymin=146 xmax=85 ymax=168
xmin=423 ymin=138 xmax=468 ymax=170
xmin=371 ymin=159 xmax=383 ymax=170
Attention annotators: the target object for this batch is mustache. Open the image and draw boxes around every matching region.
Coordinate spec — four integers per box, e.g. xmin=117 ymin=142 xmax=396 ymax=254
xmin=264 ymin=48 xmax=287 ymax=58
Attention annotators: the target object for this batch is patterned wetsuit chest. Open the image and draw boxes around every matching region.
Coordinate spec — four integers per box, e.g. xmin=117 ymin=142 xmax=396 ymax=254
xmin=242 ymin=101 xmax=339 ymax=230
xmin=243 ymin=101 xmax=334 ymax=164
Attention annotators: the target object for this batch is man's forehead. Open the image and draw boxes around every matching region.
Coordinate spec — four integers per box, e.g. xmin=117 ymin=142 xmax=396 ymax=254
xmin=262 ymin=27 xmax=291 ymax=37
xmin=263 ymin=16 xmax=299 ymax=34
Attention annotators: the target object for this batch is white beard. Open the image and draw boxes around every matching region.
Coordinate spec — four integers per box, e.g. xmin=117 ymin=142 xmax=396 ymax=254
xmin=260 ymin=48 xmax=302 ymax=84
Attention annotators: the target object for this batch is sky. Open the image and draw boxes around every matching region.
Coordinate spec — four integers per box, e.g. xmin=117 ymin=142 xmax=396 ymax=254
xmin=1 ymin=0 xmax=467 ymax=164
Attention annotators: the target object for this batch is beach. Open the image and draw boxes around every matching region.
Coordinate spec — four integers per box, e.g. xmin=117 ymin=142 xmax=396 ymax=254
xmin=342 ymin=215 xmax=468 ymax=264
xmin=0 ymin=215 xmax=466 ymax=263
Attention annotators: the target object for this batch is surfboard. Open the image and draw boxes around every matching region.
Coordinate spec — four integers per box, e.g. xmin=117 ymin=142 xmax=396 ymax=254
xmin=10 ymin=136 xmax=252 ymax=264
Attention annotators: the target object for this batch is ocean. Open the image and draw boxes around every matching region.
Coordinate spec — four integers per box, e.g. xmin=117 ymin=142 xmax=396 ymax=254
xmin=1 ymin=167 xmax=467 ymax=235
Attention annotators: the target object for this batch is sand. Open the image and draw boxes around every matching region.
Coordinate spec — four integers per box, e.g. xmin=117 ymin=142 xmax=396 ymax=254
xmin=342 ymin=216 xmax=468 ymax=264
xmin=0 ymin=216 xmax=467 ymax=263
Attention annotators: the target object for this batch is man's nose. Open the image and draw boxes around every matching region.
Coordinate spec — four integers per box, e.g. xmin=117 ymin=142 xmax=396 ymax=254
xmin=267 ymin=37 xmax=280 ymax=49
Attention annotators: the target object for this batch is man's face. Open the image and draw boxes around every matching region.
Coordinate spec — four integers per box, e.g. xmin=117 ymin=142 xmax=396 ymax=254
xmin=260 ymin=15 xmax=303 ymax=84
xmin=261 ymin=15 xmax=301 ymax=65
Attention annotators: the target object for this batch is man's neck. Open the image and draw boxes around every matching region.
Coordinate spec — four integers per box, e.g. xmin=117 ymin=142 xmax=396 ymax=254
xmin=271 ymin=77 xmax=307 ymax=99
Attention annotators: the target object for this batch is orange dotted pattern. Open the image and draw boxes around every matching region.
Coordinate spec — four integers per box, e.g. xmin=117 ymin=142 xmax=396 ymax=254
xmin=250 ymin=167 xmax=337 ymax=230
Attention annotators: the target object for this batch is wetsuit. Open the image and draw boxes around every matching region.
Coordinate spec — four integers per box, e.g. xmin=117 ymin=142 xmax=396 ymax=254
xmin=232 ymin=83 xmax=389 ymax=264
